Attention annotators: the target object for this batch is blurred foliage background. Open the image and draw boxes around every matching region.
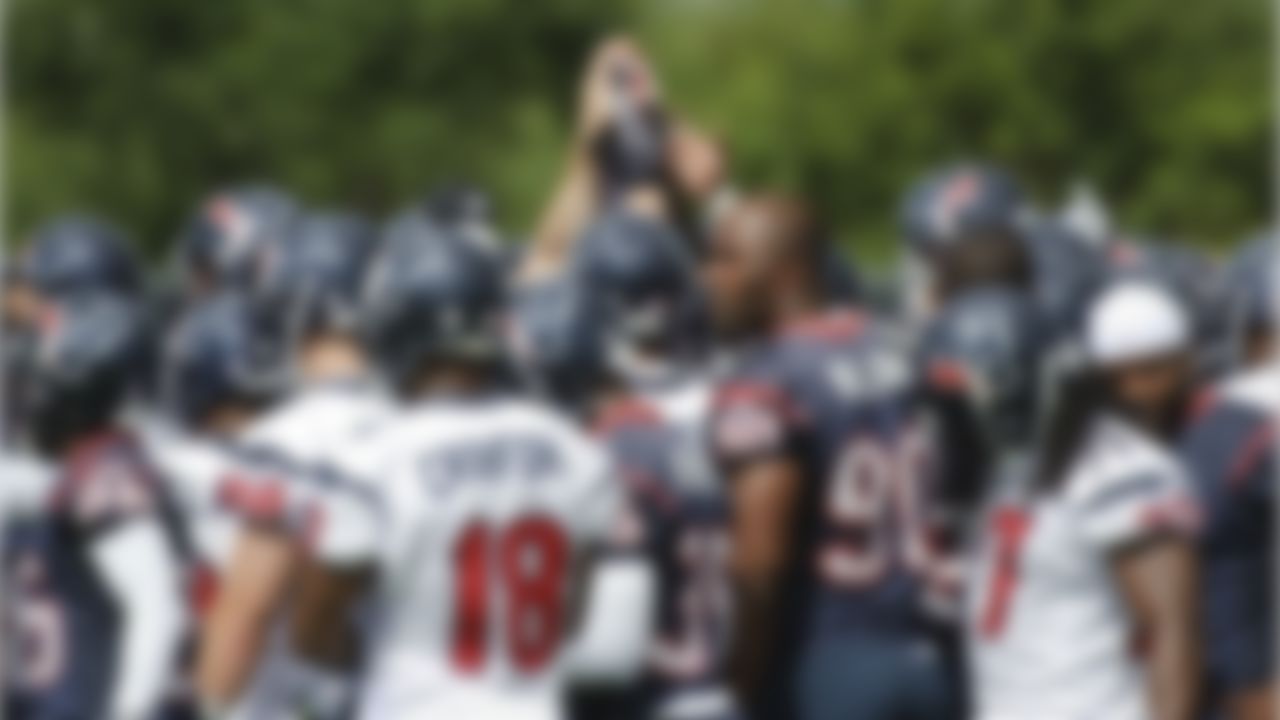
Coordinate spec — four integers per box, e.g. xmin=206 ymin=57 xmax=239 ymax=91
xmin=7 ymin=0 xmax=1271 ymax=266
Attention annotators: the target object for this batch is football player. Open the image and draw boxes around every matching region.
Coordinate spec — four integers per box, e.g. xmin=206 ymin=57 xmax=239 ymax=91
xmin=2 ymin=214 xmax=148 ymax=576
xmin=898 ymin=163 xmax=1102 ymax=346
xmin=289 ymin=219 xmax=644 ymax=720
xmin=702 ymin=194 xmax=954 ymax=719
xmin=963 ymin=281 xmax=1202 ymax=720
xmin=193 ymin=209 xmax=385 ymax=718
xmin=512 ymin=277 xmax=734 ymax=720
xmin=1179 ymin=247 xmax=1276 ymax=720
xmin=572 ymin=210 xmax=705 ymax=389
xmin=153 ymin=292 xmax=288 ymax=591
xmin=3 ymin=292 xmax=194 ymax=720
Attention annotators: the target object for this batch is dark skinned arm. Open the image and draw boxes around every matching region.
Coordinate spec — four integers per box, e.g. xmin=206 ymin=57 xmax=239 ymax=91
xmin=726 ymin=455 xmax=804 ymax=710
xmin=288 ymin=558 xmax=373 ymax=669
xmin=1225 ymin=684 xmax=1278 ymax=720
xmin=1112 ymin=535 xmax=1202 ymax=720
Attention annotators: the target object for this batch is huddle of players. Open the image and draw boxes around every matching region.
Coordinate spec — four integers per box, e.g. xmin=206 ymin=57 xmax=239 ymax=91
xmin=0 ymin=158 xmax=1273 ymax=720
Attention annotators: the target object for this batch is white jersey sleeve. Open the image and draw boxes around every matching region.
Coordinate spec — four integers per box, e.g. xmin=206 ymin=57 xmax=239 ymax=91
xmin=1064 ymin=416 xmax=1199 ymax=552
xmin=308 ymin=435 xmax=391 ymax=566
xmin=561 ymin=436 xmax=622 ymax=547
xmin=229 ymin=384 xmax=391 ymax=537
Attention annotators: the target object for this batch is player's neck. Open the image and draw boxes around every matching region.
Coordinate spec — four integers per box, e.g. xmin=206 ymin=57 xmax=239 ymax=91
xmin=409 ymin=363 xmax=493 ymax=400
xmin=298 ymin=337 xmax=366 ymax=384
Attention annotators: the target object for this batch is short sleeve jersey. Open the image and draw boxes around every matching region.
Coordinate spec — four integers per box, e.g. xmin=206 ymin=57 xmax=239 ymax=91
xmin=315 ymin=395 xmax=622 ymax=720
xmin=967 ymin=415 xmax=1199 ymax=720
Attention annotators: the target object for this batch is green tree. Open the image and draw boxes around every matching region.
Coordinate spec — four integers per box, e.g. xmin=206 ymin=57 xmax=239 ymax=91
xmin=7 ymin=0 xmax=1269 ymax=267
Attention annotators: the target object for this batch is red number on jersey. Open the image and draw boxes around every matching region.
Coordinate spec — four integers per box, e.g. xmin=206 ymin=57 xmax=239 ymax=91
xmin=980 ymin=506 xmax=1033 ymax=640
xmin=450 ymin=515 xmax=569 ymax=674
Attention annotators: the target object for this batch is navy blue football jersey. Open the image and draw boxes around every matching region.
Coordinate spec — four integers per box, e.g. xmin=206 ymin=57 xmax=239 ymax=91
xmin=594 ymin=397 xmax=732 ymax=717
xmin=708 ymin=310 xmax=947 ymax=686
xmin=1181 ymin=370 xmax=1276 ymax=693
xmin=2 ymin=431 xmax=194 ymax=719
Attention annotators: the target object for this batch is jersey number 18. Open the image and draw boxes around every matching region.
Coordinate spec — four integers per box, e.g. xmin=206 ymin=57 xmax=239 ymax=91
xmin=450 ymin=515 xmax=569 ymax=674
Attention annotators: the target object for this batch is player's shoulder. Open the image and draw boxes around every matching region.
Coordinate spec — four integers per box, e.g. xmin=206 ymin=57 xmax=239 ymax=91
xmin=401 ymin=393 xmax=603 ymax=467
xmin=52 ymin=430 xmax=164 ymax=521
xmin=1183 ymin=367 xmax=1279 ymax=488
xmin=1065 ymin=414 xmax=1186 ymax=503
xmin=593 ymin=394 xmax=666 ymax=440
xmin=1217 ymin=364 xmax=1280 ymax=417
xmin=240 ymin=380 xmax=391 ymax=457
xmin=61 ymin=430 xmax=157 ymax=489
xmin=773 ymin=306 xmax=910 ymax=390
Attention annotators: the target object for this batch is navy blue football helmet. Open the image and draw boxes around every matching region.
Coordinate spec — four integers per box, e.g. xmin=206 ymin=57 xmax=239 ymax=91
xmin=363 ymin=212 xmax=505 ymax=388
xmin=899 ymin=163 xmax=1026 ymax=254
xmin=251 ymin=209 xmax=378 ymax=343
xmin=508 ymin=277 xmax=609 ymax=411
xmin=919 ymin=286 xmax=1045 ymax=449
xmin=1021 ymin=220 xmax=1106 ymax=341
xmin=177 ymin=183 xmax=298 ymax=296
xmin=1219 ymin=232 xmax=1276 ymax=365
xmin=20 ymin=214 xmax=141 ymax=298
xmin=161 ymin=293 xmax=286 ymax=429
xmin=24 ymin=292 xmax=145 ymax=452
xmin=572 ymin=210 xmax=692 ymax=348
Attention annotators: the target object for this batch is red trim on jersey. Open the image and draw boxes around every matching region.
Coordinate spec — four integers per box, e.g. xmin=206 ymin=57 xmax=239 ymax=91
xmin=780 ymin=309 xmax=867 ymax=344
xmin=1227 ymin=421 xmax=1278 ymax=490
xmin=217 ymin=473 xmax=288 ymax=522
xmin=713 ymin=381 xmax=806 ymax=425
xmin=592 ymin=397 xmax=662 ymax=437
xmin=926 ymin=359 xmax=971 ymax=394
xmin=51 ymin=428 xmax=132 ymax=508
xmin=1140 ymin=497 xmax=1202 ymax=534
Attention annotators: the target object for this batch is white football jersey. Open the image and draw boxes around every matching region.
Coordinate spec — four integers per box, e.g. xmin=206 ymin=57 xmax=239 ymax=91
xmin=316 ymin=395 xmax=621 ymax=720
xmin=221 ymin=380 xmax=391 ymax=720
xmin=229 ymin=379 xmax=392 ymax=532
xmin=966 ymin=414 xmax=1198 ymax=720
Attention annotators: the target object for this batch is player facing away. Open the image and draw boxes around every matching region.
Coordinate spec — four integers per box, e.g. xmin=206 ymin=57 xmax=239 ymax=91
xmin=191 ymin=210 xmax=386 ymax=719
xmin=511 ymin=277 xmax=734 ymax=720
xmin=1181 ymin=365 xmax=1277 ymax=718
xmin=3 ymin=292 xmax=195 ymax=720
xmin=701 ymin=195 xmax=957 ymax=720
xmin=289 ymin=219 xmax=643 ymax=720
xmin=963 ymin=281 xmax=1203 ymax=720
